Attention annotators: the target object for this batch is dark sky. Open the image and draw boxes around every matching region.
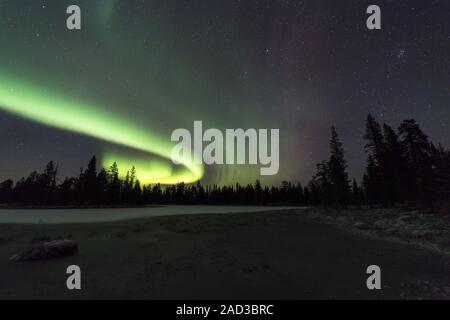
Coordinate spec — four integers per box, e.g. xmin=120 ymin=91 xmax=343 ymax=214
xmin=0 ymin=0 xmax=448 ymax=186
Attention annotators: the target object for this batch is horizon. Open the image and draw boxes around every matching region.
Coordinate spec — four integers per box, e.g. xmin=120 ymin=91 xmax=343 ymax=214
xmin=0 ymin=114 xmax=447 ymax=187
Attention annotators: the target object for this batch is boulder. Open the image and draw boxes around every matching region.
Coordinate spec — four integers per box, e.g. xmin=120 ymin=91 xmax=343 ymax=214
xmin=10 ymin=239 xmax=78 ymax=261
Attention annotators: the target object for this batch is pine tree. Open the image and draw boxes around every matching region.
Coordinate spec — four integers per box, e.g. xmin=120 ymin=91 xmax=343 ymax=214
xmin=84 ymin=156 xmax=98 ymax=203
xmin=382 ymin=124 xmax=404 ymax=205
xmin=132 ymin=179 xmax=142 ymax=204
xmin=108 ymin=162 xmax=121 ymax=203
xmin=432 ymin=144 xmax=450 ymax=208
xmin=364 ymin=114 xmax=385 ymax=165
xmin=399 ymin=120 xmax=432 ymax=170
xmin=363 ymin=114 xmax=386 ymax=204
xmin=97 ymin=168 xmax=109 ymax=203
xmin=362 ymin=155 xmax=381 ymax=205
xmin=312 ymin=160 xmax=331 ymax=205
xmin=0 ymin=179 xmax=14 ymax=203
xmin=398 ymin=119 xmax=434 ymax=205
xmin=328 ymin=126 xmax=350 ymax=206
xmin=254 ymin=180 xmax=263 ymax=204
xmin=42 ymin=161 xmax=58 ymax=204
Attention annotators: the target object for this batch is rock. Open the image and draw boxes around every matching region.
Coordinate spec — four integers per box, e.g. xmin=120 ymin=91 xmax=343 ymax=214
xmin=10 ymin=239 xmax=78 ymax=261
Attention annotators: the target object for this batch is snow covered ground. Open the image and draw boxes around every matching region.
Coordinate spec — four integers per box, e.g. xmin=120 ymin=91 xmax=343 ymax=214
xmin=302 ymin=208 xmax=450 ymax=255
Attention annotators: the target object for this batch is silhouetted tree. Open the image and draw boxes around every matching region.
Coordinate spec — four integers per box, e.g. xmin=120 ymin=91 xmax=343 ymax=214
xmin=328 ymin=126 xmax=350 ymax=206
xmin=363 ymin=114 xmax=387 ymax=204
xmin=132 ymin=179 xmax=142 ymax=204
xmin=80 ymin=156 xmax=99 ymax=204
xmin=431 ymin=144 xmax=450 ymax=209
xmin=254 ymin=180 xmax=263 ymax=204
xmin=107 ymin=162 xmax=121 ymax=204
xmin=382 ymin=124 xmax=404 ymax=205
xmin=41 ymin=161 xmax=58 ymax=203
xmin=310 ymin=161 xmax=332 ymax=206
xmin=362 ymin=155 xmax=381 ymax=205
xmin=97 ymin=168 xmax=109 ymax=204
xmin=398 ymin=119 xmax=434 ymax=207
xmin=58 ymin=177 xmax=76 ymax=204
xmin=0 ymin=179 xmax=13 ymax=203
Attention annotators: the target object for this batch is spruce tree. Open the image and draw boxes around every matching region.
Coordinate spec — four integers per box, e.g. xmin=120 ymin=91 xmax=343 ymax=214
xmin=398 ymin=119 xmax=434 ymax=205
xmin=383 ymin=124 xmax=404 ymax=204
xmin=328 ymin=126 xmax=350 ymax=206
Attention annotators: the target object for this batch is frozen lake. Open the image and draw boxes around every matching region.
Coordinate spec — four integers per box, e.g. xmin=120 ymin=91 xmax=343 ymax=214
xmin=0 ymin=206 xmax=299 ymax=224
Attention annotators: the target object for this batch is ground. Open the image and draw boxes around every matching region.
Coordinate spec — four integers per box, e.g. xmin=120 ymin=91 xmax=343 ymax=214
xmin=302 ymin=207 xmax=450 ymax=254
xmin=0 ymin=208 xmax=449 ymax=299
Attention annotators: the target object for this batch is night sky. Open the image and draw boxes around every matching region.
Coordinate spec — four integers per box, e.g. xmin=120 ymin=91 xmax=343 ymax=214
xmin=0 ymin=0 xmax=448 ymax=186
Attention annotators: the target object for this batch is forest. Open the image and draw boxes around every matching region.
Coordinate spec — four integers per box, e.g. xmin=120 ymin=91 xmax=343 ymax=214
xmin=0 ymin=114 xmax=449 ymax=211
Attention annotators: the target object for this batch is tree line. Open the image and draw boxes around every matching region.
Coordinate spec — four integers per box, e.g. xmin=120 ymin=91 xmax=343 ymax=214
xmin=0 ymin=156 xmax=306 ymax=206
xmin=308 ymin=114 xmax=450 ymax=210
xmin=0 ymin=114 xmax=449 ymax=209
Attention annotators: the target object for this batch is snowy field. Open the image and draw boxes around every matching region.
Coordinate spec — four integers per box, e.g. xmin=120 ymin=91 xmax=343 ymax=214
xmin=303 ymin=208 xmax=450 ymax=255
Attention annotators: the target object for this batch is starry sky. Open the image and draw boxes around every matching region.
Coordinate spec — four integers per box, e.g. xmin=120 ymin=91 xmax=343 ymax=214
xmin=0 ymin=0 xmax=448 ymax=186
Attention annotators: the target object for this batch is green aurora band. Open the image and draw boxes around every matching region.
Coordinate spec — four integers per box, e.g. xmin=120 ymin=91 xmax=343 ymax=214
xmin=0 ymin=75 xmax=204 ymax=184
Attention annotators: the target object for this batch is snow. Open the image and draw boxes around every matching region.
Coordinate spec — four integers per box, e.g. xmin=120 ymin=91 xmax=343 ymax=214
xmin=303 ymin=208 xmax=450 ymax=254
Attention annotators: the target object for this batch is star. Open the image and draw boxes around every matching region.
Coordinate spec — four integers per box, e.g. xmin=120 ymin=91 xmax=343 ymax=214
xmin=397 ymin=49 xmax=406 ymax=59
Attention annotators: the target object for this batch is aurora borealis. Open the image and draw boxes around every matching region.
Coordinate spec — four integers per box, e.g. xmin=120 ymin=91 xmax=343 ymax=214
xmin=0 ymin=74 xmax=203 ymax=184
xmin=0 ymin=0 xmax=449 ymax=186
